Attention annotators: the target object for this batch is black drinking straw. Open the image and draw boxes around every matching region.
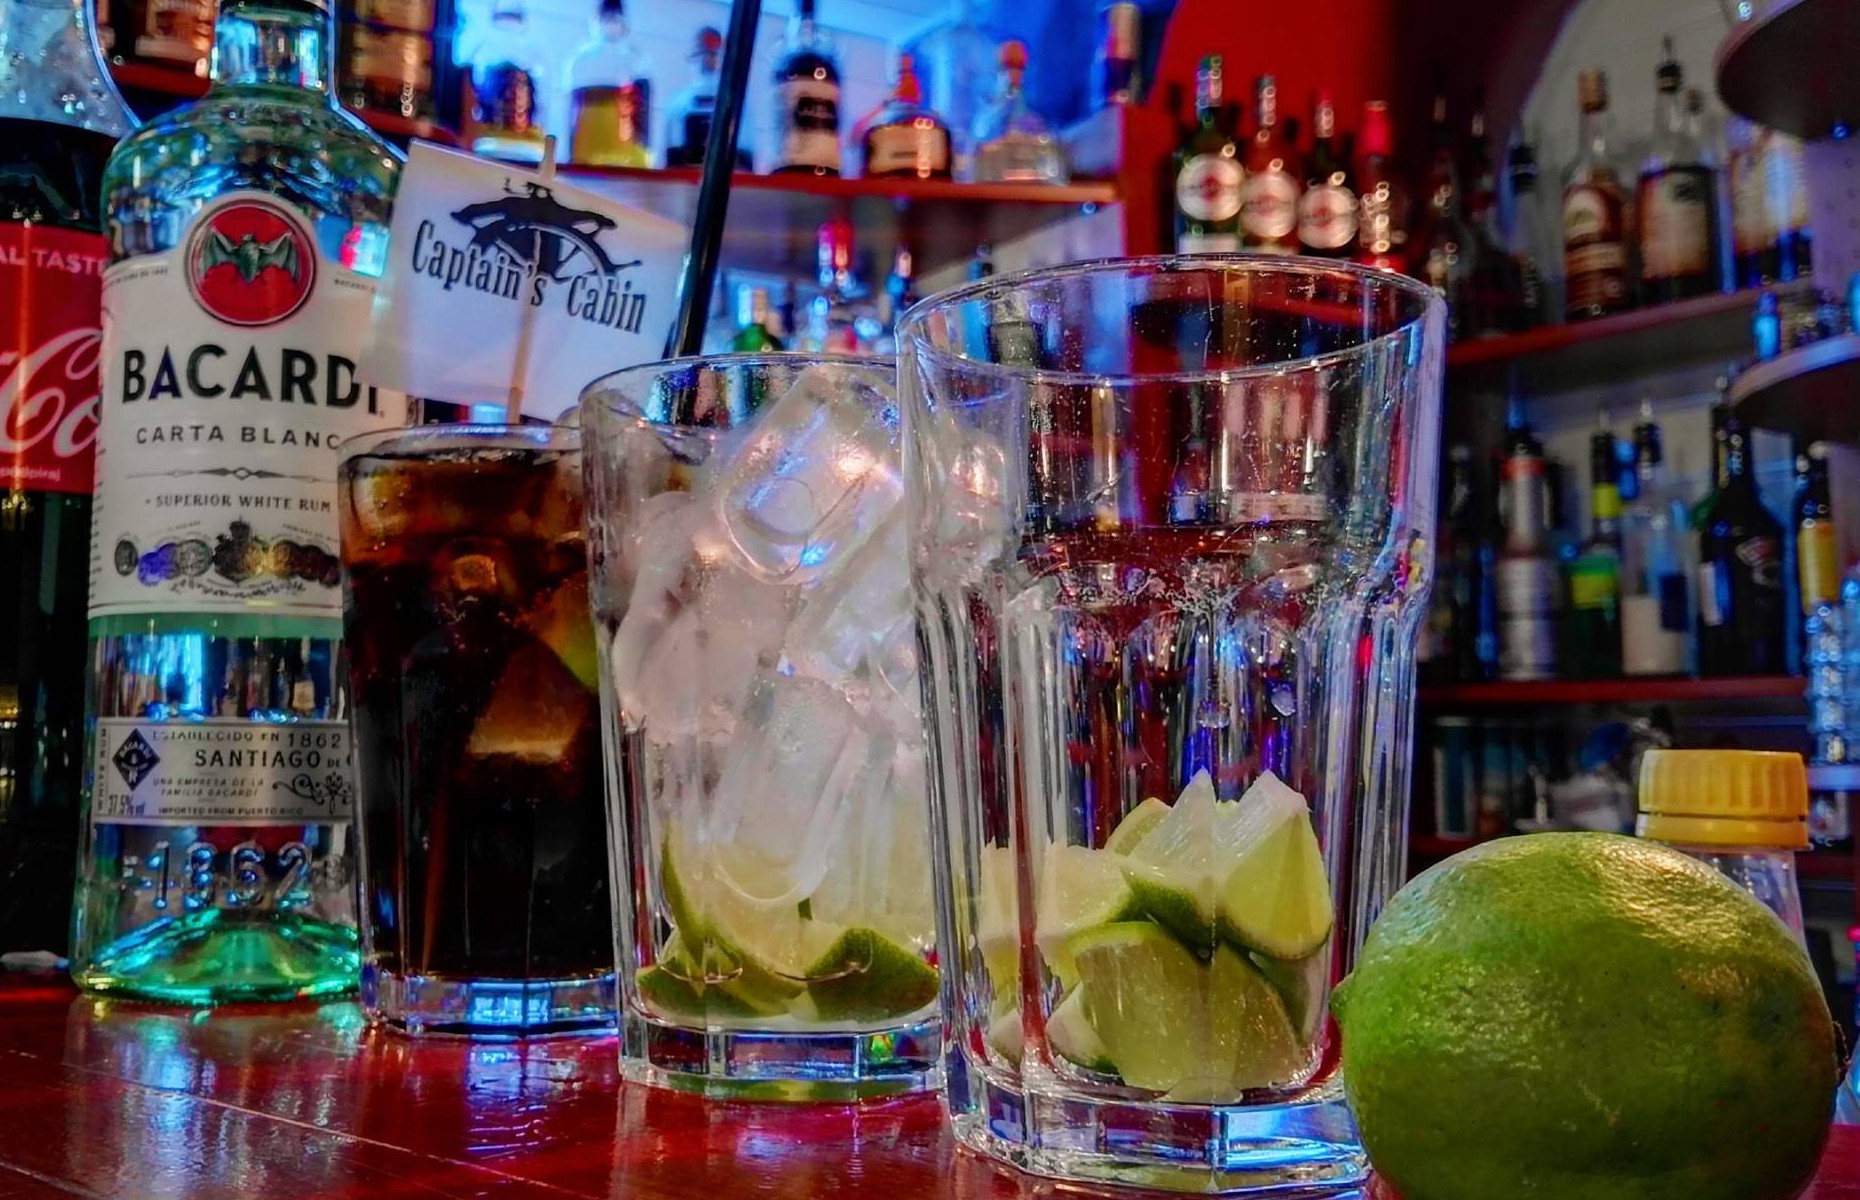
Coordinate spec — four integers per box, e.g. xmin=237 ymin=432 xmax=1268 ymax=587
xmin=663 ymin=0 xmax=763 ymax=358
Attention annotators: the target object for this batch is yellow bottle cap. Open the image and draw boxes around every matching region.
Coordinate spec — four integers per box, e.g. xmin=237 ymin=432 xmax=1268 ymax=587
xmin=1635 ymin=749 xmax=1809 ymax=850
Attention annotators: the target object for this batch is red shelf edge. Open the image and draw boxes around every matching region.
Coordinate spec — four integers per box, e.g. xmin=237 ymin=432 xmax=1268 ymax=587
xmin=1444 ymin=284 xmax=1797 ymax=372
xmin=1419 ymin=676 xmax=1806 ymax=707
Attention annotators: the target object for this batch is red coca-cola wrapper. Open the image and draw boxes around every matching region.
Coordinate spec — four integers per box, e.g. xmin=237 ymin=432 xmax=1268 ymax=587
xmin=1 ymin=221 xmax=106 ymax=494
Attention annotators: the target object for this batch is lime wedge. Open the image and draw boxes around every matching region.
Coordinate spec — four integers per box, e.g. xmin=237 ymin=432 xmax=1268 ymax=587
xmin=658 ymin=824 xmax=826 ymax=1007
xmin=1215 ymin=772 xmax=1334 ymax=960
xmin=975 ymin=844 xmax=1020 ymax=1010
xmin=986 ymin=1007 xmax=1023 ymax=1066
xmin=803 ymin=927 xmax=940 ymax=1024
xmin=1104 ymin=796 xmax=1172 ymax=856
xmin=1120 ymin=770 xmax=1226 ymax=954
xmin=1045 ymin=986 xmax=1114 ymax=1073
xmin=1252 ymin=949 xmax=1328 ymax=1046
xmin=1034 ymin=844 xmax=1140 ymax=988
xmin=1066 ymin=922 xmax=1305 ymax=1100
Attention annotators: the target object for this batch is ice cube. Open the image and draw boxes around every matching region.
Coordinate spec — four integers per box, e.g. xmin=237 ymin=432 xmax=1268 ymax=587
xmin=430 ymin=538 xmax=525 ymax=651
xmin=608 ymin=493 xmax=790 ymax=740
xmin=783 ymin=513 xmax=912 ymax=685
xmin=509 ymin=447 xmax=584 ymax=541
xmin=466 ymin=639 xmax=596 ymax=764
xmin=705 ymin=674 xmax=894 ymax=905
xmin=709 ymin=364 xmax=902 ymax=584
xmin=807 ymin=739 xmax=934 ymax=949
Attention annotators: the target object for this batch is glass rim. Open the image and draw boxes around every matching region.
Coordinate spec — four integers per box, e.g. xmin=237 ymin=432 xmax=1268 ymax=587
xmin=577 ymin=351 xmax=896 ymax=444
xmin=895 ymin=252 xmax=1446 ymax=388
xmin=337 ymin=420 xmax=580 ymax=467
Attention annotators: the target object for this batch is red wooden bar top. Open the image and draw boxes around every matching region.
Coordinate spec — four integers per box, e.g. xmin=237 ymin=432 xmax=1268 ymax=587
xmin=0 ymin=975 xmax=1854 ymax=1199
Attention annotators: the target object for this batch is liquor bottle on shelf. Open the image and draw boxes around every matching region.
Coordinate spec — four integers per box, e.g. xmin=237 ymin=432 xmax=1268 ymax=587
xmin=860 ymin=54 xmax=952 ymax=181
xmin=664 ymin=27 xmax=750 ymax=170
xmin=1636 ymin=37 xmax=1720 ymax=304
xmin=565 ymin=0 xmax=648 ymax=167
xmin=971 ymin=41 xmax=1068 ymax=185
xmin=1239 ymin=75 xmax=1300 ymax=254
xmin=1727 ymin=118 xmax=1813 ymax=288
xmin=470 ymin=0 xmax=546 ymax=163
xmin=1414 ymin=87 xmax=1478 ymax=337
xmin=1797 ymin=440 xmax=1840 ymax=628
xmin=876 ymin=245 xmax=918 ymax=353
xmin=1753 ymin=288 xmax=1783 ymax=361
xmin=78 ymin=0 xmax=403 ymax=1001
xmin=1297 ymin=90 xmax=1356 ymax=258
xmin=1172 ymin=55 xmax=1242 ymax=254
xmin=804 ymin=217 xmax=862 ymax=355
xmin=1496 ymin=411 xmax=1559 ymax=681
xmin=732 ymin=286 xmax=784 ymax=352
xmin=1563 ymin=419 xmax=1624 ymax=679
xmin=340 ymin=1 xmax=438 ymax=124
xmin=1696 ymin=403 xmax=1787 ymax=677
xmin=1620 ymin=403 xmax=1692 ymax=677
xmin=0 ymin=0 xmax=134 ymax=958
xmin=103 ymin=0 xmax=215 ymax=75
xmin=1093 ymin=1 xmax=1141 ymax=108
xmin=1354 ymin=100 xmax=1409 ymax=272
xmin=903 ymin=0 xmax=996 ymax=176
xmin=770 ymin=0 xmax=841 ymax=177
xmin=1507 ymin=134 xmax=1554 ymax=325
xmin=1424 ymin=446 xmax=1497 ymax=683
xmin=1562 ymin=69 xmax=1631 ymax=321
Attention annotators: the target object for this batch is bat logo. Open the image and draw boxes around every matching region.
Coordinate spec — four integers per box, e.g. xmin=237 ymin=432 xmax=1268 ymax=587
xmin=200 ymin=229 xmax=302 ymax=287
xmin=184 ymin=196 xmax=318 ymax=327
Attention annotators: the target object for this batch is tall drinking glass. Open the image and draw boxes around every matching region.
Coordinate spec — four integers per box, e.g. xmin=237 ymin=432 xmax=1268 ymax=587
xmin=900 ymin=257 xmax=1444 ymax=1191
xmin=338 ymin=424 xmax=615 ymax=1037
xmin=582 ymin=355 xmax=940 ymax=1100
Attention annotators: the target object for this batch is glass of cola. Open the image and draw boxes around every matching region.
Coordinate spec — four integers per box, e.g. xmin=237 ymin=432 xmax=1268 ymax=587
xmin=337 ymin=423 xmax=613 ymax=1037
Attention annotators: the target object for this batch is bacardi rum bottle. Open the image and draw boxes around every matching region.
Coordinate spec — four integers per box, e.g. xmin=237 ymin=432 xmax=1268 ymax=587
xmin=73 ymin=0 xmax=404 ymax=1002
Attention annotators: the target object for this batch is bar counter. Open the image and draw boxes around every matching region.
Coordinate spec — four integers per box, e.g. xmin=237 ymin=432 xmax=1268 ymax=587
xmin=0 ymin=975 xmax=1854 ymax=1199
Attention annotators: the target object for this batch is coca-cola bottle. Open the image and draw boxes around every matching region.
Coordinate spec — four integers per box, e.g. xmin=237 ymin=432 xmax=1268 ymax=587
xmin=0 ymin=0 xmax=135 ymax=956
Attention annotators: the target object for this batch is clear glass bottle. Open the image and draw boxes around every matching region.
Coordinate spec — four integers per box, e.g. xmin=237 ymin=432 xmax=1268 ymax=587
xmin=1637 ymin=749 xmax=1808 ymax=946
xmin=77 ymin=0 xmax=402 ymax=1002
xmin=1636 ymin=37 xmax=1720 ymax=303
xmin=565 ymin=0 xmax=649 ymax=168
xmin=1619 ymin=402 xmax=1692 ymax=676
xmin=902 ymin=0 xmax=996 ymax=177
xmin=1562 ymin=68 xmax=1631 ymax=320
xmin=1506 ymin=134 xmax=1555 ymax=324
xmin=859 ymin=53 xmax=952 ymax=181
xmin=971 ymin=41 xmax=1068 ymax=186
xmin=469 ymin=0 xmax=546 ymax=164
xmin=664 ymin=26 xmax=749 ymax=170
xmin=769 ymin=0 xmax=841 ymax=177
xmin=803 ymin=217 xmax=861 ymax=355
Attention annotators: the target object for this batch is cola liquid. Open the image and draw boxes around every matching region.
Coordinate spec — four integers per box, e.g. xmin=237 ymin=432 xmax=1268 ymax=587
xmin=0 ymin=119 xmax=119 ymax=956
xmin=339 ymin=434 xmax=613 ymax=1000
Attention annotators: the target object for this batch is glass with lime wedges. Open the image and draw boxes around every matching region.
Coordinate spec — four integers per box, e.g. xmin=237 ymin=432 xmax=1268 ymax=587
xmin=582 ymin=356 xmax=939 ymax=1101
xmin=899 ymin=257 xmax=1445 ymax=1191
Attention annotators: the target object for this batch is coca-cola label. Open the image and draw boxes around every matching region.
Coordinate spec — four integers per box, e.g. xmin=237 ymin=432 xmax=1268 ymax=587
xmin=1 ymin=222 xmax=108 ymax=495
xmin=93 ymin=191 xmax=408 ymax=622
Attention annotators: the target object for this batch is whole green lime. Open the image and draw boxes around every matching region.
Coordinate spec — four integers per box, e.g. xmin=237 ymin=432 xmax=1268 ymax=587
xmin=1332 ymin=832 xmax=1838 ymax=1200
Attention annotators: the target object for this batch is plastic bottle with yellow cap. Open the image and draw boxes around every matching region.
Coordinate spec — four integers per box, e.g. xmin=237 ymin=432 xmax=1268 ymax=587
xmin=1634 ymin=748 xmax=1808 ymax=946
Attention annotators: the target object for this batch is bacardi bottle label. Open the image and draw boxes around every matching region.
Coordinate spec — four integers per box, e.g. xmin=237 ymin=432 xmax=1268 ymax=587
xmin=90 ymin=718 xmax=354 ymax=827
xmin=776 ymin=78 xmax=841 ymax=173
xmin=1 ymin=222 xmax=107 ymax=494
xmin=1561 ymin=182 xmax=1629 ymax=313
xmin=1636 ymin=167 xmax=1712 ymax=282
xmin=92 ymin=191 xmax=406 ymax=622
xmin=1297 ymin=183 xmax=1358 ymax=252
xmin=1240 ymin=170 xmax=1299 ymax=252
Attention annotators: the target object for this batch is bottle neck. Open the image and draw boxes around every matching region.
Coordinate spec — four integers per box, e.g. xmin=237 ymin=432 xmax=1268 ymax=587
xmin=1578 ymin=106 xmax=1608 ymax=164
xmin=1715 ymin=427 xmax=1752 ymax=491
xmin=211 ymin=0 xmax=334 ymax=95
